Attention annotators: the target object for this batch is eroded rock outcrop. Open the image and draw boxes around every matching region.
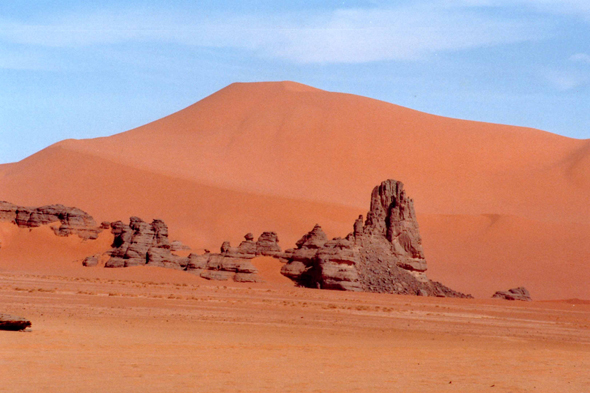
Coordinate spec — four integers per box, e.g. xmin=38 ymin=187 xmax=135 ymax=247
xmin=96 ymin=218 xmax=280 ymax=283
xmin=279 ymin=180 xmax=471 ymax=298
xmin=492 ymin=287 xmax=532 ymax=301
xmin=0 ymin=201 xmax=101 ymax=240
xmin=185 ymin=232 xmax=282 ymax=283
xmin=104 ymin=217 xmax=189 ymax=269
xmin=0 ymin=314 xmax=31 ymax=331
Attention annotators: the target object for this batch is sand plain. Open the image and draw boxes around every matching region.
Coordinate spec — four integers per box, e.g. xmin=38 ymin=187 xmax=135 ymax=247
xmin=1 ymin=261 xmax=589 ymax=393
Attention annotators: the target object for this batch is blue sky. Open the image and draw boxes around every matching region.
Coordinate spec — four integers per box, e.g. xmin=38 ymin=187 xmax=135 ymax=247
xmin=1 ymin=0 xmax=589 ymax=164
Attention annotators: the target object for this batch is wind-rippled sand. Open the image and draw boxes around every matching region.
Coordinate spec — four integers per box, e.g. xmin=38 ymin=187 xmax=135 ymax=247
xmin=1 ymin=266 xmax=588 ymax=393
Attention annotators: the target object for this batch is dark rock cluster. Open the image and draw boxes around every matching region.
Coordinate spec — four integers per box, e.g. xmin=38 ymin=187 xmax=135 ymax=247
xmin=0 ymin=201 xmax=101 ymax=240
xmin=103 ymin=217 xmax=188 ymax=269
xmin=184 ymin=232 xmax=281 ymax=282
xmin=91 ymin=216 xmax=282 ymax=283
xmin=492 ymin=287 xmax=532 ymax=301
xmin=279 ymin=179 xmax=471 ymax=298
xmin=2 ymin=180 xmax=477 ymax=298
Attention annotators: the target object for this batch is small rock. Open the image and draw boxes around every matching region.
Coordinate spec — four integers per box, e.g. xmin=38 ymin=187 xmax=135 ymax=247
xmin=82 ymin=254 xmax=100 ymax=267
xmin=492 ymin=287 xmax=532 ymax=301
xmin=0 ymin=314 xmax=31 ymax=331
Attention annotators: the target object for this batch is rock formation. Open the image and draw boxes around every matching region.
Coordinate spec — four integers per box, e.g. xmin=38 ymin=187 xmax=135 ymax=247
xmin=279 ymin=179 xmax=471 ymax=297
xmin=185 ymin=232 xmax=282 ymax=282
xmin=103 ymin=217 xmax=188 ymax=269
xmin=95 ymin=216 xmax=280 ymax=283
xmin=0 ymin=201 xmax=101 ymax=240
xmin=0 ymin=314 xmax=32 ymax=331
xmin=492 ymin=287 xmax=532 ymax=301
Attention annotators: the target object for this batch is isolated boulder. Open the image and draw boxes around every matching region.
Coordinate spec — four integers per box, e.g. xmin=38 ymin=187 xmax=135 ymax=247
xmin=280 ymin=179 xmax=471 ymax=298
xmin=0 ymin=314 xmax=31 ymax=331
xmin=492 ymin=287 xmax=532 ymax=301
xmin=82 ymin=254 xmax=100 ymax=267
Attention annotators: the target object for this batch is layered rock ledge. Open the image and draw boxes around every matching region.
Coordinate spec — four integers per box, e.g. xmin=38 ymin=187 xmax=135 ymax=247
xmin=0 ymin=201 xmax=101 ymax=240
xmin=279 ymin=179 xmax=471 ymax=298
xmin=184 ymin=232 xmax=281 ymax=283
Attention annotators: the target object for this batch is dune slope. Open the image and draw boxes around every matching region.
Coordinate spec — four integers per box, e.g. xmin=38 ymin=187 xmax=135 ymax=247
xmin=1 ymin=81 xmax=588 ymax=299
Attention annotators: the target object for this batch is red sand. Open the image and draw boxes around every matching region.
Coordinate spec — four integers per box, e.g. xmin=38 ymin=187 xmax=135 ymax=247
xmin=1 ymin=81 xmax=589 ymax=299
xmin=1 ymin=273 xmax=589 ymax=393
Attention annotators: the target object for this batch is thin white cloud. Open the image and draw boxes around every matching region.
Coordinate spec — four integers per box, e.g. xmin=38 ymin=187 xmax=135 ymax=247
xmin=542 ymin=69 xmax=588 ymax=90
xmin=0 ymin=3 xmax=548 ymax=64
xmin=518 ymin=0 xmax=590 ymax=15
xmin=435 ymin=0 xmax=590 ymax=21
xmin=570 ymin=53 xmax=590 ymax=64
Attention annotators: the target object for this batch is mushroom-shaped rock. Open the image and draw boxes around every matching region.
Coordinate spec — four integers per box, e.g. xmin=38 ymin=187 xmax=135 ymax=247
xmin=256 ymin=231 xmax=281 ymax=256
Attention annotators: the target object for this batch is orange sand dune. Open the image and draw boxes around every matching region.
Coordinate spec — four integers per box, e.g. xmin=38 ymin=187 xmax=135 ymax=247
xmin=419 ymin=214 xmax=590 ymax=299
xmin=1 ymin=81 xmax=589 ymax=299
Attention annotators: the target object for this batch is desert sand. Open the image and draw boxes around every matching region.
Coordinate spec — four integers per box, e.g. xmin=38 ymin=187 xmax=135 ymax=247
xmin=1 ymin=81 xmax=589 ymax=392
xmin=1 ymin=263 xmax=589 ymax=393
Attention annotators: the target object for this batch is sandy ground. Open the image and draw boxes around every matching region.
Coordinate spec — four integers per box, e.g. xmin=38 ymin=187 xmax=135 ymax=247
xmin=1 ymin=267 xmax=589 ymax=393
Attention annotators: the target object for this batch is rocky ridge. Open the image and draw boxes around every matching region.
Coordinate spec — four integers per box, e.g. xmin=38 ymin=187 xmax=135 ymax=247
xmin=184 ymin=232 xmax=281 ymax=282
xmin=0 ymin=201 xmax=101 ymax=240
xmin=87 ymin=217 xmax=282 ymax=283
xmin=279 ymin=179 xmax=471 ymax=297
xmin=2 ymin=180 xmax=473 ymax=297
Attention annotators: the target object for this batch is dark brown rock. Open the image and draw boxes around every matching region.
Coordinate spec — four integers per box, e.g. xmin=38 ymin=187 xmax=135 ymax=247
xmin=280 ymin=180 xmax=471 ymax=298
xmin=0 ymin=314 xmax=31 ymax=331
xmin=170 ymin=240 xmax=190 ymax=252
xmin=256 ymin=231 xmax=281 ymax=256
xmin=200 ymin=270 xmax=233 ymax=281
xmin=314 ymin=238 xmax=362 ymax=291
xmin=492 ymin=287 xmax=532 ymax=301
xmin=82 ymin=254 xmax=100 ymax=267
xmin=296 ymin=224 xmax=328 ymax=249
xmin=0 ymin=201 xmax=18 ymax=222
xmin=235 ymin=234 xmax=257 ymax=258
xmin=186 ymin=253 xmax=209 ymax=272
xmin=234 ymin=272 xmax=264 ymax=283
xmin=183 ymin=231 xmax=281 ymax=283
xmin=0 ymin=201 xmax=101 ymax=240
